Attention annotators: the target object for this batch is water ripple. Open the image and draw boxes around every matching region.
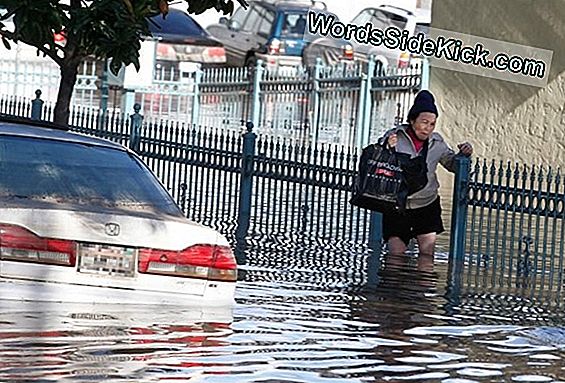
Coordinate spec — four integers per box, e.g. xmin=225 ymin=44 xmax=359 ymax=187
xmin=1 ymin=244 xmax=564 ymax=382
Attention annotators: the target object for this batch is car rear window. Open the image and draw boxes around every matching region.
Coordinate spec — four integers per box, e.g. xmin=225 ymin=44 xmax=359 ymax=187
xmin=351 ymin=9 xmax=408 ymax=31
xmin=0 ymin=135 xmax=182 ymax=216
xmin=280 ymin=12 xmax=307 ymax=36
xmin=149 ymin=9 xmax=208 ymax=38
xmin=414 ymin=23 xmax=430 ymax=37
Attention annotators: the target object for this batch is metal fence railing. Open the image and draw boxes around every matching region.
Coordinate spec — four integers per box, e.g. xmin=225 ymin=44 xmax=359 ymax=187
xmin=2 ymin=99 xmax=564 ymax=296
xmin=0 ymin=52 xmax=422 ymax=147
xmin=450 ymin=157 xmax=564 ymax=308
xmin=0 ymin=58 xmax=99 ymax=109
xmin=0 ymin=102 xmax=382 ymax=287
xmin=125 ymin=59 xmax=422 ymax=147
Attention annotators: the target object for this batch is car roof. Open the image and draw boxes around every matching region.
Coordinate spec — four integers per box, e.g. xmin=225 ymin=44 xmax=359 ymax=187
xmin=0 ymin=118 xmax=126 ymax=151
xmin=375 ymin=5 xmax=414 ymax=17
xmin=253 ymin=0 xmax=320 ymax=12
xmin=148 ymin=8 xmax=209 ymax=38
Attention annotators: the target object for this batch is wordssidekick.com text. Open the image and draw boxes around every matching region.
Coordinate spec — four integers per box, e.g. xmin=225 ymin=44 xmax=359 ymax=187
xmin=306 ymin=11 xmax=548 ymax=81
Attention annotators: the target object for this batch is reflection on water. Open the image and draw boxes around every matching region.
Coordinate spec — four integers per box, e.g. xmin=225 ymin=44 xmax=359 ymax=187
xmin=1 ymin=247 xmax=563 ymax=382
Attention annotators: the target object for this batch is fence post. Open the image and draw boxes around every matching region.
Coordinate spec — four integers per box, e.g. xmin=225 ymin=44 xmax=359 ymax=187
xmin=129 ymin=103 xmax=143 ymax=152
xmin=355 ymin=74 xmax=367 ymax=148
xmin=31 ymin=89 xmax=44 ymax=120
xmin=191 ymin=67 xmax=202 ymax=127
xmin=364 ymin=209 xmax=383 ymax=288
xmin=236 ymin=121 xmax=257 ymax=241
xmin=100 ymin=59 xmax=109 ymax=114
xmin=122 ymin=88 xmax=136 ymax=117
xmin=311 ymin=58 xmax=322 ymax=142
xmin=421 ymin=58 xmax=430 ymax=90
xmin=449 ymin=155 xmax=471 ymax=262
xmin=250 ymin=60 xmax=264 ymax=130
xmin=368 ymin=211 xmax=383 ymax=252
xmin=361 ymin=56 xmax=375 ymax=146
xmin=446 ymin=155 xmax=470 ymax=311
xmin=355 ymin=56 xmax=374 ymax=148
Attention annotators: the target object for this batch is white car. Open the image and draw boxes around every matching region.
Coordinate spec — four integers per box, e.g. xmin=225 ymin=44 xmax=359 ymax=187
xmin=0 ymin=117 xmax=237 ymax=306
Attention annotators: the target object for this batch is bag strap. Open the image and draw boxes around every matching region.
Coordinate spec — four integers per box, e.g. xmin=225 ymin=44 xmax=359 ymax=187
xmin=377 ymin=126 xmax=403 ymax=147
xmin=420 ymin=138 xmax=429 ymax=159
xmin=371 ymin=143 xmax=395 ymax=159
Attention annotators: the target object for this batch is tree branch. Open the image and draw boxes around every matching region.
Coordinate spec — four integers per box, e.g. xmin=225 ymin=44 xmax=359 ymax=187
xmin=62 ymin=0 xmax=85 ymax=64
xmin=0 ymin=29 xmax=16 ymax=40
xmin=0 ymin=29 xmax=64 ymax=66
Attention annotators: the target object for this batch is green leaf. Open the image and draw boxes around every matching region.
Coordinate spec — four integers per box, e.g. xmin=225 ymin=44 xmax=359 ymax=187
xmin=0 ymin=0 xmax=250 ymax=124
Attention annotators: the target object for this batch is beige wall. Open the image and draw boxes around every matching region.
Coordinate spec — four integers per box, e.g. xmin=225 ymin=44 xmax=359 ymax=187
xmin=430 ymin=0 xmax=565 ymax=166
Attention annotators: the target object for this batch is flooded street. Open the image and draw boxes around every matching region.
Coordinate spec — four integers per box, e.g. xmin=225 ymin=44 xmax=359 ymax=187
xmin=0 ymin=0 xmax=561 ymax=379
xmin=1 ymin=246 xmax=563 ymax=382
xmin=0 ymin=165 xmax=563 ymax=382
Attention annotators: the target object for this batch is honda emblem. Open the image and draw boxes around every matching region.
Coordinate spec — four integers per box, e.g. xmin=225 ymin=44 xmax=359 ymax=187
xmin=104 ymin=223 xmax=120 ymax=237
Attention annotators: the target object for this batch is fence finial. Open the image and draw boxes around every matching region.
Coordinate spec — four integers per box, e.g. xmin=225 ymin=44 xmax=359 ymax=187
xmin=245 ymin=121 xmax=254 ymax=133
xmin=31 ymin=89 xmax=44 ymax=120
xmin=129 ymin=102 xmax=143 ymax=152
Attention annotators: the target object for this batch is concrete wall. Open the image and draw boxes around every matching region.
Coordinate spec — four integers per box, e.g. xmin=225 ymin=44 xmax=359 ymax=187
xmin=430 ymin=0 xmax=565 ymax=167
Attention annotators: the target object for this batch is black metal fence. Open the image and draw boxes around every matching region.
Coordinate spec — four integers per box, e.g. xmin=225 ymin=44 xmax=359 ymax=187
xmin=450 ymin=157 xmax=564 ymax=308
xmin=3 ymin=95 xmax=563 ymax=300
xmin=0 ymin=57 xmax=423 ymax=148
xmin=0 ymin=101 xmax=381 ymax=287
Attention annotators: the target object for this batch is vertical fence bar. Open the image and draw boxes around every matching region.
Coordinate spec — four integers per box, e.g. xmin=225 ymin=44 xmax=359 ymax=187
xmin=449 ymin=155 xmax=471 ymax=262
xmin=100 ymin=59 xmax=109 ymax=114
xmin=250 ymin=60 xmax=264 ymax=130
xmin=360 ymin=56 xmax=375 ymax=148
xmin=368 ymin=211 xmax=382 ymax=253
xmin=355 ymin=69 xmax=368 ymax=149
xmin=191 ymin=68 xmax=202 ymax=127
xmin=448 ymin=155 xmax=471 ymax=304
xmin=311 ymin=58 xmax=322 ymax=143
xmin=236 ymin=121 xmax=257 ymax=241
xmin=421 ymin=58 xmax=430 ymax=90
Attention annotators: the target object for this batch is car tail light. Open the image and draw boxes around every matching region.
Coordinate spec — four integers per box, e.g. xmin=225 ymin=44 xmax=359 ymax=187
xmin=268 ymin=39 xmax=285 ymax=55
xmin=138 ymin=244 xmax=237 ymax=282
xmin=398 ymin=52 xmax=410 ymax=68
xmin=0 ymin=224 xmax=76 ymax=266
xmin=343 ymin=44 xmax=354 ymax=60
xmin=202 ymin=46 xmax=226 ymax=63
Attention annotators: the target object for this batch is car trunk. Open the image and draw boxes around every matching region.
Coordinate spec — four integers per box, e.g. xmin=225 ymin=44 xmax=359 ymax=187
xmin=0 ymin=207 xmax=230 ymax=299
xmin=1 ymin=207 xmax=226 ymax=249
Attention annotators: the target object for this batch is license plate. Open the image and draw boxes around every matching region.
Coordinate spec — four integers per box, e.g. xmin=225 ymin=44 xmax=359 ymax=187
xmin=77 ymin=243 xmax=136 ymax=278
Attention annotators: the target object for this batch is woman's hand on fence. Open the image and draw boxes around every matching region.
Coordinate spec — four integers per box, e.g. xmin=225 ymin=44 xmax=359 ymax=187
xmin=457 ymin=142 xmax=473 ymax=156
xmin=387 ymin=133 xmax=398 ymax=148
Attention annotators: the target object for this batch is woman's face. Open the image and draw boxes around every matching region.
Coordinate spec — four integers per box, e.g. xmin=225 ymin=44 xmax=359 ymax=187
xmin=411 ymin=112 xmax=437 ymax=140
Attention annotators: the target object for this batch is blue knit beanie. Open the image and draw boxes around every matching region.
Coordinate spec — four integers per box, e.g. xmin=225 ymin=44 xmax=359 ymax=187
xmin=407 ymin=90 xmax=438 ymax=122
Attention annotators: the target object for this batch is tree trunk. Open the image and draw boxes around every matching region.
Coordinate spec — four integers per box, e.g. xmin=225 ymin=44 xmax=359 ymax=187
xmin=54 ymin=61 xmax=80 ymax=125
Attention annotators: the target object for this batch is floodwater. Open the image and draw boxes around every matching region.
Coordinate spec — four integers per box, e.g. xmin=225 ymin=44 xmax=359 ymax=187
xmin=1 ymin=174 xmax=563 ymax=382
xmin=1 ymin=245 xmax=563 ymax=382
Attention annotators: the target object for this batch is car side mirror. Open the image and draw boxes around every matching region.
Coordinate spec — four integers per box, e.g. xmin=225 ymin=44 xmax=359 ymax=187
xmin=219 ymin=17 xmax=228 ymax=25
xmin=227 ymin=20 xmax=241 ymax=31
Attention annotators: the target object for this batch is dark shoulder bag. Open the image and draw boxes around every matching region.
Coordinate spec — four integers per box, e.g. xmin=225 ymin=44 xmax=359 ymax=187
xmin=349 ymin=143 xmax=409 ymax=213
xmin=397 ymin=139 xmax=429 ymax=195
